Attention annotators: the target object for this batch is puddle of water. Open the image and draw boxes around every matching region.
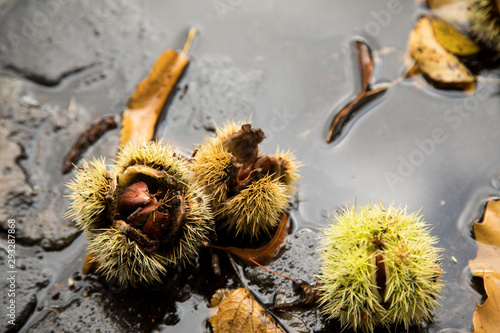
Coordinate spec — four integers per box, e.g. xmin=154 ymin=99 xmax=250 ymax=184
xmin=5 ymin=0 xmax=500 ymax=332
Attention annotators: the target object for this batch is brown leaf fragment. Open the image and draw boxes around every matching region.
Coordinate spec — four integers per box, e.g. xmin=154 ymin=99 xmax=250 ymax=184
xmin=469 ymin=200 xmax=500 ymax=332
xmin=120 ymin=28 xmax=196 ymax=147
xmin=209 ymin=288 xmax=286 ymax=333
xmin=82 ymin=251 xmax=99 ymax=275
xmin=326 ymin=40 xmax=374 ymax=143
xmin=469 ymin=200 xmax=500 ymax=275
xmin=409 ymin=16 xmax=476 ymax=90
xmin=472 ymin=273 xmax=500 ymax=333
xmin=61 ymin=114 xmax=120 ymax=174
xmin=209 ymin=213 xmax=290 ymax=265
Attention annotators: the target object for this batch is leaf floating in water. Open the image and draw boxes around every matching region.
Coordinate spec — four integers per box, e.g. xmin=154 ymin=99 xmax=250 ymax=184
xmin=62 ymin=29 xmax=196 ymax=173
xmin=431 ymin=17 xmax=480 ymax=56
xmin=469 ymin=200 xmax=500 ymax=332
xmin=326 ymin=40 xmax=375 ymax=144
xmin=209 ymin=288 xmax=286 ymax=333
xmin=209 ymin=213 xmax=290 ymax=265
xmin=473 ymin=274 xmax=500 ymax=333
xmin=120 ymin=27 xmax=196 ymax=147
xmin=409 ymin=16 xmax=476 ymax=90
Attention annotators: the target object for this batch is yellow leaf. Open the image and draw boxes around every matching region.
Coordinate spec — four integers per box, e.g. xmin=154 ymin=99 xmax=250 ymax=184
xmin=409 ymin=16 xmax=476 ymax=90
xmin=120 ymin=28 xmax=196 ymax=147
xmin=431 ymin=17 xmax=480 ymax=56
xmin=209 ymin=288 xmax=286 ymax=333
xmin=469 ymin=200 xmax=500 ymax=332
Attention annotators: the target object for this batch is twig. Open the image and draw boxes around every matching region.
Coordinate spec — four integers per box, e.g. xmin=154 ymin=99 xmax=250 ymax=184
xmin=61 ymin=114 xmax=121 ymax=174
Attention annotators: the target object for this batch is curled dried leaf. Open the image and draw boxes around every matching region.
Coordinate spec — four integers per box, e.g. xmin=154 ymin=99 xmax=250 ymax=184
xmin=409 ymin=16 xmax=476 ymax=90
xmin=470 ymin=200 xmax=500 ymax=332
xmin=209 ymin=213 xmax=290 ymax=265
xmin=326 ymin=40 xmax=374 ymax=143
xmin=470 ymin=200 xmax=500 ymax=275
xmin=209 ymin=288 xmax=286 ymax=333
xmin=120 ymin=28 xmax=196 ymax=147
xmin=473 ymin=273 xmax=500 ymax=333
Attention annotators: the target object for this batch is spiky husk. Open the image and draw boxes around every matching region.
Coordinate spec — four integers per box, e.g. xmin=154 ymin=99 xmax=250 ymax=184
xmin=66 ymin=158 xmax=111 ymax=230
xmin=317 ymin=203 xmax=443 ymax=333
xmin=88 ymin=229 xmax=170 ymax=285
xmin=68 ymin=141 xmax=214 ymax=286
xmin=189 ymin=138 xmax=232 ymax=208
xmin=191 ymin=119 xmax=253 ymax=208
xmin=220 ymin=175 xmax=289 ymax=237
xmin=214 ymin=119 xmax=247 ymax=142
xmin=114 ymin=140 xmax=187 ymax=180
xmin=88 ymin=185 xmax=213 ymax=286
xmin=272 ymin=148 xmax=301 ymax=196
xmin=190 ymin=120 xmax=300 ymax=238
xmin=469 ymin=0 xmax=500 ymax=52
xmin=170 ymin=185 xmax=214 ymax=265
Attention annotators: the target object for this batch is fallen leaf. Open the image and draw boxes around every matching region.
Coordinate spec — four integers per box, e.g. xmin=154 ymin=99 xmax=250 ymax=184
xmin=326 ymin=40 xmax=374 ymax=143
xmin=209 ymin=288 xmax=285 ymax=333
xmin=120 ymin=27 xmax=196 ymax=147
xmin=472 ymin=273 xmax=500 ymax=333
xmin=469 ymin=200 xmax=500 ymax=275
xmin=469 ymin=200 xmax=500 ymax=332
xmin=426 ymin=0 xmax=470 ymax=24
xmin=409 ymin=16 xmax=476 ymax=90
xmin=325 ymin=41 xmax=413 ymax=144
xmin=431 ymin=17 xmax=480 ymax=56
xmin=62 ymin=29 xmax=196 ymax=173
xmin=82 ymin=252 xmax=99 ymax=274
xmin=209 ymin=213 xmax=290 ymax=265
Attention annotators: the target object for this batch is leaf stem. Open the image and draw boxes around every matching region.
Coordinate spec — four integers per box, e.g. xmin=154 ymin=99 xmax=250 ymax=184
xmin=181 ymin=27 xmax=197 ymax=56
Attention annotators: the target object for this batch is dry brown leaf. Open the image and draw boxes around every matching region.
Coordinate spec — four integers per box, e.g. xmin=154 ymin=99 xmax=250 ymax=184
xmin=469 ymin=200 xmax=500 ymax=332
xmin=209 ymin=288 xmax=285 ymax=333
xmin=82 ymin=252 xmax=98 ymax=274
xmin=326 ymin=40 xmax=374 ymax=143
xmin=209 ymin=213 xmax=290 ymax=265
xmin=120 ymin=28 xmax=196 ymax=147
xmin=472 ymin=273 xmax=500 ymax=333
xmin=470 ymin=200 xmax=500 ymax=275
xmin=409 ymin=16 xmax=476 ymax=90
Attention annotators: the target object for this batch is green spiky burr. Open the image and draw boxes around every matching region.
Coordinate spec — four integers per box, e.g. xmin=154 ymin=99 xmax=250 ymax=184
xmin=67 ymin=141 xmax=214 ymax=286
xmin=317 ymin=202 xmax=443 ymax=332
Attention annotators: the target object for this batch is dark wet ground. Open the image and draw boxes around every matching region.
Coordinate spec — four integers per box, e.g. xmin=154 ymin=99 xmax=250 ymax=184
xmin=0 ymin=1 xmax=499 ymax=332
